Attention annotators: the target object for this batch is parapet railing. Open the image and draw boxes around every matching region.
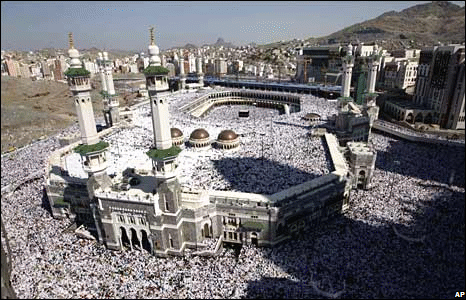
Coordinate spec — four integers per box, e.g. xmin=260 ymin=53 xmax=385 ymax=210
xmin=373 ymin=120 xmax=464 ymax=147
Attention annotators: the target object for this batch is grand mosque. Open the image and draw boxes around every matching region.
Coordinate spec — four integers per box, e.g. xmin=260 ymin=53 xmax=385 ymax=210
xmin=45 ymin=29 xmax=379 ymax=257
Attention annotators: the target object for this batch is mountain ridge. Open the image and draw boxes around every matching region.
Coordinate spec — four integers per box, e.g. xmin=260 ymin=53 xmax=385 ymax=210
xmin=316 ymin=1 xmax=464 ymax=49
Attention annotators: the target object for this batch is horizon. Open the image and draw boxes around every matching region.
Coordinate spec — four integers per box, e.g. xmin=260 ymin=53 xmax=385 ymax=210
xmin=1 ymin=1 xmax=465 ymax=53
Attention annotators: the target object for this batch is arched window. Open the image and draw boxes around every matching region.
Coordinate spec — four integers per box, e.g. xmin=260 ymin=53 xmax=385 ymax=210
xmin=165 ymin=198 xmax=169 ymax=211
xmin=169 ymin=234 xmax=174 ymax=248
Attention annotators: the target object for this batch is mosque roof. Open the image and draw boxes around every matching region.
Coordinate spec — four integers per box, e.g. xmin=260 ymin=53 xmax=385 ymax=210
xmin=190 ymin=128 xmax=209 ymax=140
xmin=217 ymin=130 xmax=238 ymax=141
xmin=74 ymin=141 xmax=109 ymax=155
xmin=303 ymin=113 xmax=321 ymax=120
xmin=171 ymin=128 xmax=183 ymax=138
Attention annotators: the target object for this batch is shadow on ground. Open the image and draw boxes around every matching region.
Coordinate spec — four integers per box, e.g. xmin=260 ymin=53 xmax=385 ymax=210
xmin=243 ymin=187 xmax=464 ymax=298
xmin=375 ymin=138 xmax=465 ymax=187
xmin=211 ymin=156 xmax=322 ymax=195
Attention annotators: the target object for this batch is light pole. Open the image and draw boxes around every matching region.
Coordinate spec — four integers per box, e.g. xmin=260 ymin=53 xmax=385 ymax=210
xmin=387 ymin=159 xmax=401 ymax=218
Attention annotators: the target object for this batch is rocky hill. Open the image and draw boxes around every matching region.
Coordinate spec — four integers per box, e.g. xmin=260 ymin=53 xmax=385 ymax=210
xmin=202 ymin=37 xmax=236 ymax=49
xmin=316 ymin=1 xmax=464 ymax=49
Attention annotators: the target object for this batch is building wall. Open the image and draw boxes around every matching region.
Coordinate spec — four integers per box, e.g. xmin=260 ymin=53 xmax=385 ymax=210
xmin=446 ymin=60 xmax=465 ymax=129
xmin=421 ymin=45 xmax=465 ymax=128
xmin=5 ymin=58 xmax=18 ymax=77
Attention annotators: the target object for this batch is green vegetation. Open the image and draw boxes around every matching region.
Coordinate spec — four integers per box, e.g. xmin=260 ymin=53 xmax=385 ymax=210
xmin=143 ymin=66 xmax=169 ymax=76
xmin=146 ymin=145 xmax=182 ymax=160
xmin=53 ymin=198 xmax=70 ymax=208
xmin=100 ymin=91 xmax=119 ymax=98
xmin=64 ymin=67 xmax=90 ymax=77
xmin=240 ymin=221 xmax=264 ymax=230
xmin=365 ymin=92 xmax=378 ymax=98
xmin=74 ymin=141 xmax=109 ymax=155
xmin=356 ymin=72 xmax=367 ymax=105
xmin=338 ymin=96 xmax=353 ymax=101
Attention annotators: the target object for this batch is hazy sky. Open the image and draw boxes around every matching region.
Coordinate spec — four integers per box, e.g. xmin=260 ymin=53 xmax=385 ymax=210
xmin=1 ymin=1 xmax=465 ymax=52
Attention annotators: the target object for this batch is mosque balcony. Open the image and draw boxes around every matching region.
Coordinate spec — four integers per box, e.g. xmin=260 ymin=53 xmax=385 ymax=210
xmin=82 ymin=161 xmax=108 ymax=174
xmin=68 ymin=77 xmax=91 ymax=92
xmin=147 ymin=82 xmax=169 ymax=91
xmin=108 ymin=98 xmax=119 ymax=107
xmin=69 ymin=84 xmax=91 ymax=92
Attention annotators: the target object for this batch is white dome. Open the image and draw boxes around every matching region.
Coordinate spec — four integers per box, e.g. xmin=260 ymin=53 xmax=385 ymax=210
xmin=148 ymin=44 xmax=159 ymax=56
xmin=68 ymin=48 xmax=79 ymax=58
xmin=68 ymin=48 xmax=81 ymax=68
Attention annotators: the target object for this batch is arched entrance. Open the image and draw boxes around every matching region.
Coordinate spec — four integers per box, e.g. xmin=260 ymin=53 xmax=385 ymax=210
xmin=415 ymin=113 xmax=423 ymax=123
xmin=406 ymin=113 xmax=414 ymax=123
xmin=131 ymin=228 xmax=140 ymax=250
xmin=250 ymin=232 xmax=258 ymax=246
xmin=276 ymin=223 xmax=285 ymax=236
xmin=141 ymin=230 xmax=152 ymax=253
xmin=357 ymin=170 xmax=366 ymax=189
xmin=424 ymin=113 xmax=433 ymax=124
xmin=120 ymin=227 xmax=131 ymax=250
xmin=203 ymin=223 xmax=211 ymax=238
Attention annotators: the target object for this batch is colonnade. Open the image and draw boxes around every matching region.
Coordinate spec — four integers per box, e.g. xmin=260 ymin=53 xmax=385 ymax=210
xmin=119 ymin=226 xmax=152 ymax=253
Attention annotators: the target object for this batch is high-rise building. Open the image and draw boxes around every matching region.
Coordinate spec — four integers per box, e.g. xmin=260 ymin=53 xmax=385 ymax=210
xmin=414 ymin=45 xmax=465 ymax=129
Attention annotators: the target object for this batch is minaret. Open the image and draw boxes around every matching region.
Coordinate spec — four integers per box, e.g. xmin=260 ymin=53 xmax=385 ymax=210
xmin=67 ymin=33 xmax=110 ymax=246
xmin=66 ymin=33 xmax=111 ymax=188
xmin=363 ymin=45 xmax=380 ymax=138
xmin=196 ymin=55 xmax=204 ymax=86
xmin=144 ymin=26 xmax=182 ymax=215
xmin=179 ymin=50 xmax=186 ymax=90
xmin=341 ymin=43 xmax=354 ymax=98
xmin=97 ymin=52 xmax=110 ymax=126
xmin=102 ymin=51 xmax=120 ymax=126
xmin=67 ymin=33 xmax=99 ymax=146
xmin=366 ymin=44 xmax=379 ymax=95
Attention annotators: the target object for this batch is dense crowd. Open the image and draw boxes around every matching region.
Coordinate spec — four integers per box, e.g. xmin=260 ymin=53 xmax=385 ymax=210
xmin=100 ymin=91 xmax=335 ymax=194
xmin=1 ymin=90 xmax=464 ymax=299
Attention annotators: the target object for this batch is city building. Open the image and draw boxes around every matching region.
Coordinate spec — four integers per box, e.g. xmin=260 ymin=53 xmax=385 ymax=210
xmin=295 ymin=45 xmax=343 ymax=83
xmin=414 ymin=45 xmax=465 ymax=129
xmin=53 ymin=58 xmax=65 ymax=81
xmin=4 ymin=56 xmax=18 ymax=77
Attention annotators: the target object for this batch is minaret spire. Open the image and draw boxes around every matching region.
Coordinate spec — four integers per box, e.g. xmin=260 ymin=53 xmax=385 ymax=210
xmin=68 ymin=32 xmax=74 ymax=49
xmin=150 ymin=26 xmax=155 ymax=46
